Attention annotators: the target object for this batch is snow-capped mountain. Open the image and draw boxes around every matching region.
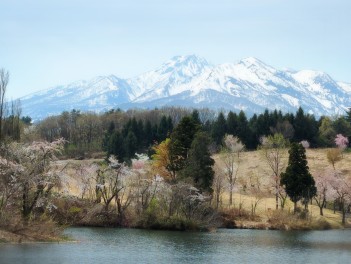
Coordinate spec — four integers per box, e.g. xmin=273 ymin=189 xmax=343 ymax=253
xmin=20 ymin=55 xmax=351 ymax=120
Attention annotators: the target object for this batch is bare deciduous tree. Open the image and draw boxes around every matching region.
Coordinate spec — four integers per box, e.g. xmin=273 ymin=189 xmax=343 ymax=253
xmin=245 ymin=171 xmax=267 ymax=216
xmin=0 ymin=68 xmax=9 ymax=141
xmin=259 ymin=133 xmax=288 ymax=210
xmin=95 ymin=156 xmax=126 ymax=212
xmin=222 ymin=134 xmax=244 ymax=206
xmin=213 ymin=164 xmax=225 ymax=209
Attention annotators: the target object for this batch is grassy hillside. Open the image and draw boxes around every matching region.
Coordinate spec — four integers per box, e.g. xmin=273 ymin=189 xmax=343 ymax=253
xmin=54 ymin=148 xmax=351 ymax=229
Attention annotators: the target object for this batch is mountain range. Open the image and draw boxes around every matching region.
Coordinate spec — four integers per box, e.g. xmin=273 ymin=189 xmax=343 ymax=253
xmin=20 ymin=55 xmax=351 ymax=120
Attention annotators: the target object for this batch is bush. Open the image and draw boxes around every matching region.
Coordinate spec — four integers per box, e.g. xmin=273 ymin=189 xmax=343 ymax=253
xmin=219 ymin=208 xmax=255 ymax=228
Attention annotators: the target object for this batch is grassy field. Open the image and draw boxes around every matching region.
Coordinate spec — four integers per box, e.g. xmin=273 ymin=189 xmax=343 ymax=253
xmin=214 ymin=148 xmax=351 ymax=229
xmin=54 ymin=148 xmax=351 ymax=229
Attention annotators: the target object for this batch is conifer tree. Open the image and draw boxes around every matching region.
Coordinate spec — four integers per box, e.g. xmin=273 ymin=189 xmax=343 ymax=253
xmin=181 ymin=131 xmax=214 ymax=193
xmin=108 ymin=131 xmax=125 ymax=161
xmin=226 ymin=111 xmax=238 ymax=136
xmin=124 ymin=131 xmax=137 ymax=161
xmin=237 ymin=110 xmax=251 ymax=147
xmin=280 ymin=143 xmax=316 ymax=213
xmin=158 ymin=116 xmax=169 ymax=141
xmin=212 ymin=112 xmax=227 ymax=144
xmin=144 ymin=120 xmax=153 ymax=146
xmin=191 ymin=109 xmax=202 ymax=127
xmin=168 ymin=116 xmax=199 ymax=177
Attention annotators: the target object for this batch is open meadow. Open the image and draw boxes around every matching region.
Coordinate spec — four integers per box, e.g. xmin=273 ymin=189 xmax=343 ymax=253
xmin=53 ymin=148 xmax=351 ymax=230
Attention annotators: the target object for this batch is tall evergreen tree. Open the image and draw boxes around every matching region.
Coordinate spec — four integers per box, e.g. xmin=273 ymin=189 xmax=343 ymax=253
xmin=166 ymin=116 xmax=173 ymax=134
xmin=237 ymin=110 xmax=252 ymax=148
xmin=168 ymin=116 xmax=200 ymax=176
xmin=226 ymin=111 xmax=238 ymax=136
xmin=144 ymin=120 xmax=154 ymax=146
xmin=181 ymin=132 xmax=215 ymax=193
xmin=191 ymin=109 xmax=202 ymax=127
xmin=158 ymin=116 xmax=169 ymax=141
xmin=248 ymin=113 xmax=260 ymax=149
xmin=293 ymin=107 xmax=318 ymax=144
xmin=333 ymin=117 xmax=351 ymax=138
xmin=102 ymin=121 xmax=115 ymax=151
xmin=212 ymin=112 xmax=227 ymax=144
xmin=108 ymin=131 xmax=125 ymax=161
xmin=137 ymin=119 xmax=145 ymax=147
xmin=280 ymin=143 xmax=316 ymax=213
xmin=255 ymin=109 xmax=271 ymax=137
xmin=345 ymin=108 xmax=351 ymax=125
xmin=124 ymin=131 xmax=138 ymax=161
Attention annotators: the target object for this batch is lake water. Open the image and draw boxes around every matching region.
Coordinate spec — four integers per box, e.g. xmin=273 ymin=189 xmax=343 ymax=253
xmin=0 ymin=228 xmax=351 ymax=263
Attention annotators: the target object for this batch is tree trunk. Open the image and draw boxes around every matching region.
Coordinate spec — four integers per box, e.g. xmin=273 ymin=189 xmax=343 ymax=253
xmin=293 ymin=201 xmax=297 ymax=214
xmin=319 ymin=206 xmax=323 ymax=216
xmin=342 ymin=209 xmax=346 ymax=225
xmin=229 ymin=180 xmax=233 ymax=206
xmin=216 ymin=192 xmax=220 ymax=209
xmin=229 ymin=189 xmax=233 ymax=206
xmin=341 ymin=201 xmax=346 ymax=225
xmin=275 ymin=181 xmax=279 ymax=210
xmin=276 ymin=192 xmax=278 ymax=210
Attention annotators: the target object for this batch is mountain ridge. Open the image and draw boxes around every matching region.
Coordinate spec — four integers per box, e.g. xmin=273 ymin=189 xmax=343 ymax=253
xmin=20 ymin=55 xmax=351 ymax=120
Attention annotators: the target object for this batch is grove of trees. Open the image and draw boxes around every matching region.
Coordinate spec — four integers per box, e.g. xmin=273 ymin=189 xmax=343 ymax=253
xmin=1 ymin=67 xmax=351 ymax=241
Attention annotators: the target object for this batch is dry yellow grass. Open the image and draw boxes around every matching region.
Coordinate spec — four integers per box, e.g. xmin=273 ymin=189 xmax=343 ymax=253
xmin=214 ymin=148 xmax=351 ymax=228
xmin=53 ymin=148 xmax=350 ymax=228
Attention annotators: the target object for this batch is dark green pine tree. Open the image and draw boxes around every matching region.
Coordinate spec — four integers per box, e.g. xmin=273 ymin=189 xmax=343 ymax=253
xmin=122 ymin=118 xmax=132 ymax=137
xmin=181 ymin=132 xmax=215 ymax=193
xmin=108 ymin=131 xmax=125 ymax=162
xmin=293 ymin=107 xmax=318 ymax=144
xmin=124 ymin=130 xmax=138 ymax=161
xmin=158 ymin=116 xmax=169 ymax=141
xmin=191 ymin=109 xmax=202 ymax=128
xmin=345 ymin=108 xmax=351 ymax=125
xmin=144 ymin=120 xmax=154 ymax=146
xmin=226 ymin=111 xmax=238 ymax=136
xmin=333 ymin=116 xmax=351 ymax=138
xmin=237 ymin=110 xmax=252 ymax=148
xmin=280 ymin=143 xmax=316 ymax=213
xmin=168 ymin=116 xmax=200 ymax=177
xmin=137 ymin=119 xmax=145 ymax=148
xmin=102 ymin=121 xmax=115 ymax=151
xmin=212 ymin=112 xmax=227 ymax=145
xmin=248 ymin=113 xmax=260 ymax=149
xmin=166 ymin=116 xmax=173 ymax=134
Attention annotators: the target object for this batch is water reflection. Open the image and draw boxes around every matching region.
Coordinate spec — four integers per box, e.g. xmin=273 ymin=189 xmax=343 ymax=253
xmin=0 ymin=228 xmax=350 ymax=264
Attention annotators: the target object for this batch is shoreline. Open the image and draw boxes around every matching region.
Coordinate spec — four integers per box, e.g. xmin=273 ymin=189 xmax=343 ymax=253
xmin=1 ymin=221 xmax=349 ymax=244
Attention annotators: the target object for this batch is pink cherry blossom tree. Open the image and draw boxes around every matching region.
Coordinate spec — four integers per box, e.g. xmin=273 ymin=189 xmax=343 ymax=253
xmin=0 ymin=138 xmax=65 ymax=221
xmin=329 ymin=171 xmax=351 ymax=225
xmin=313 ymin=168 xmax=335 ymax=216
xmin=335 ymin=134 xmax=349 ymax=150
xmin=300 ymin=140 xmax=310 ymax=149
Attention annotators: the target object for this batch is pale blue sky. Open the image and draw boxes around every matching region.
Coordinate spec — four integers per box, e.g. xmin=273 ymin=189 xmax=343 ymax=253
xmin=1 ymin=0 xmax=351 ymax=99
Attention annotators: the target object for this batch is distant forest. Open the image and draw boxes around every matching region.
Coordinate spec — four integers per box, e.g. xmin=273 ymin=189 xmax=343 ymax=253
xmin=9 ymin=106 xmax=349 ymax=161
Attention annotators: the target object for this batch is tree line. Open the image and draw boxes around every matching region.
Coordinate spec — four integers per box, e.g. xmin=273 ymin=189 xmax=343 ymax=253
xmin=24 ymin=106 xmax=351 ymax=162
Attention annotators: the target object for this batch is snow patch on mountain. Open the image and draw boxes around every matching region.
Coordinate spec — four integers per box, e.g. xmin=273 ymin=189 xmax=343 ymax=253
xmin=20 ymin=55 xmax=351 ymax=120
xmin=338 ymin=82 xmax=351 ymax=93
